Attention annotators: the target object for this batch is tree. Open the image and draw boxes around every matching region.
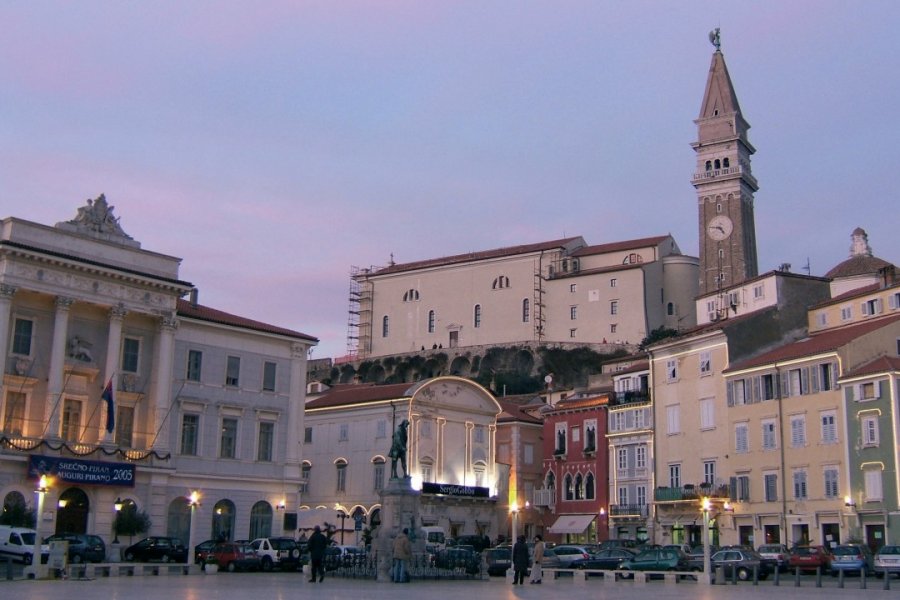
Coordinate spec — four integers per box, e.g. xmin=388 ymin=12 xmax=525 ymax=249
xmin=113 ymin=503 xmax=151 ymax=543
xmin=0 ymin=496 xmax=35 ymax=528
xmin=639 ymin=326 xmax=679 ymax=351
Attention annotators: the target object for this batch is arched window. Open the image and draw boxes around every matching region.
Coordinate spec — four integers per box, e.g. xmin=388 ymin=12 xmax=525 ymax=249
xmin=403 ymin=289 xmax=419 ymax=302
xmin=574 ymin=474 xmax=584 ymax=499
xmin=723 ymin=157 xmax=730 ymax=168
xmin=473 ymin=304 xmax=482 ymax=328
xmin=249 ymin=501 xmax=273 ymax=540
xmin=212 ymin=499 xmax=236 ymax=541
xmin=714 ymin=159 xmax=721 ymax=170
xmin=382 ymin=316 xmax=389 ymax=338
xmin=705 ymin=160 xmax=712 ymax=172
xmin=335 ymin=459 xmax=348 ymax=493
xmin=492 ymin=275 xmax=510 ymax=289
xmin=545 ymin=471 xmax=555 ymax=489
xmin=564 ymin=474 xmax=574 ymax=500
xmin=301 ymin=461 xmax=312 ymax=492
xmin=372 ymin=457 xmax=385 ymax=491
xmin=427 ymin=310 xmax=435 ymax=333
xmin=667 ymin=302 xmax=675 ymax=316
xmin=522 ymin=298 xmax=530 ymax=323
xmin=585 ymin=473 xmax=595 ymax=500
xmin=166 ymin=496 xmax=191 ymax=545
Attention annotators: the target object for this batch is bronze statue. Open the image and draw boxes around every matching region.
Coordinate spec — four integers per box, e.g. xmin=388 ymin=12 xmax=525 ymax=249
xmin=389 ymin=419 xmax=409 ymax=479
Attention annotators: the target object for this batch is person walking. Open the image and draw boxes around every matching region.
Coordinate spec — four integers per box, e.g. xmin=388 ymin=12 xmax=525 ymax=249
xmin=307 ymin=525 xmax=328 ymax=582
xmin=512 ymin=535 xmax=529 ymax=585
xmin=392 ymin=528 xmax=412 ymax=583
xmin=529 ymin=535 xmax=544 ymax=584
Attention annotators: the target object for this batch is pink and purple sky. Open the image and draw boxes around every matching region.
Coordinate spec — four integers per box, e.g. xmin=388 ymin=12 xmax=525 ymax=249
xmin=3 ymin=1 xmax=898 ymax=359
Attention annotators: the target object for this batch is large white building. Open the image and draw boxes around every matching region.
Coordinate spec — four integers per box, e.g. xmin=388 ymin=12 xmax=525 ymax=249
xmin=350 ymin=234 xmax=698 ymax=359
xmin=0 ymin=198 xmax=316 ymax=551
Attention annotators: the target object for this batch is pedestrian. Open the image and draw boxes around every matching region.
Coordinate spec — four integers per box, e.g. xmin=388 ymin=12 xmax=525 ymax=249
xmin=529 ymin=535 xmax=544 ymax=584
xmin=512 ymin=535 xmax=529 ymax=584
xmin=392 ymin=528 xmax=412 ymax=583
xmin=307 ymin=525 xmax=328 ymax=582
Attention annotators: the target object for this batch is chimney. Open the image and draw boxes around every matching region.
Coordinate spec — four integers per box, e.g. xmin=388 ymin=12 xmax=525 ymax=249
xmin=189 ymin=288 xmax=199 ymax=307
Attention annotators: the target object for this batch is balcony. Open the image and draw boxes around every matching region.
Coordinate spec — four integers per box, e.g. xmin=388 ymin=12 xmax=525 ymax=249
xmin=609 ymin=504 xmax=649 ymax=518
xmin=692 ymin=164 xmax=758 ymax=189
xmin=533 ymin=487 xmax=555 ymax=508
xmin=609 ymin=390 xmax=651 ymax=406
xmin=654 ymin=483 xmax=729 ymax=502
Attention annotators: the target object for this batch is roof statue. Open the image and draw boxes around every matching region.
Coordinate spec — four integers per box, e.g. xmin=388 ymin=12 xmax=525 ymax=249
xmin=66 ymin=194 xmax=133 ymax=239
xmin=709 ymin=28 xmax=721 ymax=51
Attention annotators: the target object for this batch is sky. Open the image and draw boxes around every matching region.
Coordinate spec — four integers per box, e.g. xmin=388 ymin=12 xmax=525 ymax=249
xmin=3 ymin=1 xmax=899 ymax=360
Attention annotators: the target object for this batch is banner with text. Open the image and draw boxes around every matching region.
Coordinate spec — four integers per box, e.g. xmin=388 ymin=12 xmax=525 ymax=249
xmin=28 ymin=454 xmax=136 ymax=487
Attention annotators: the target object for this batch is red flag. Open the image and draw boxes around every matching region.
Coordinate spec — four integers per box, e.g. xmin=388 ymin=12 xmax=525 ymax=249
xmin=102 ymin=379 xmax=115 ymax=433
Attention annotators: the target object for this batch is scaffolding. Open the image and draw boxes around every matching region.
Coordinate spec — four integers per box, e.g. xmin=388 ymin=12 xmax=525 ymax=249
xmin=347 ymin=266 xmax=376 ymax=359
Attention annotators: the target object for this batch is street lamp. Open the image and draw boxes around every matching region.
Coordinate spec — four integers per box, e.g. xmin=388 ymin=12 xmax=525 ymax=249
xmin=335 ymin=509 xmax=347 ymax=545
xmin=188 ymin=491 xmax=201 ymax=567
xmin=28 ymin=475 xmax=50 ymax=579
xmin=701 ymin=497 xmax=712 ymax=585
xmin=113 ymin=497 xmax=123 ymax=544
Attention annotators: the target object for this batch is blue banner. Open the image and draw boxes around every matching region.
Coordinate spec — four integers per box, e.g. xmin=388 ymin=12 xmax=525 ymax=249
xmin=28 ymin=454 xmax=135 ymax=487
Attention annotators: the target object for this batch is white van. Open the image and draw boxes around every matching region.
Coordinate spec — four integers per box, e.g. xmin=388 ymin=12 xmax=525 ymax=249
xmin=0 ymin=525 xmax=50 ymax=565
xmin=421 ymin=526 xmax=446 ymax=553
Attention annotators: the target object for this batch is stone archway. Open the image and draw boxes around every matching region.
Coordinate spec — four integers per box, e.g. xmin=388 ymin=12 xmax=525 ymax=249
xmin=56 ymin=488 xmax=90 ymax=534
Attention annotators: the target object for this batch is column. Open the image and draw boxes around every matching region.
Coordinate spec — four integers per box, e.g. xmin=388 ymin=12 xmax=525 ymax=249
xmin=101 ymin=304 xmax=127 ymax=443
xmin=0 ymin=285 xmax=17 ymax=400
xmin=285 ymin=342 xmax=308 ymax=466
xmin=149 ymin=316 xmax=177 ymax=452
xmin=45 ymin=296 xmax=74 ymax=438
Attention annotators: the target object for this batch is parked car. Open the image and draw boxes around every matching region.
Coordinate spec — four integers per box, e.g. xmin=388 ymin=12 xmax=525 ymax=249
xmin=0 ymin=526 xmax=49 ymax=565
xmin=324 ymin=544 xmax=366 ymax=570
xmin=451 ymin=534 xmax=490 ymax=552
xmin=210 ymin=541 xmax=260 ymax=572
xmin=540 ymin=546 xmax=561 ymax=569
xmin=193 ymin=539 xmax=217 ymax=564
xmin=830 ymin=544 xmax=874 ymax=577
xmin=874 ymin=545 xmax=900 ymax=578
xmin=44 ymin=533 xmax=106 ymax=563
xmin=250 ymin=537 xmax=302 ymax=571
xmin=433 ymin=547 xmax=480 ymax=574
xmin=484 ymin=547 xmax=511 ymax=576
xmin=788 ymin=545 xmax=832 ymax=572
xmin=551 ymin=544 xmax=593 ymax=568
xmin=619 ymin=547 xmax=691 ymax=574
xmin=598 ymin=539 xmax=639 ymax=550
xmin=571 ymin=548 xmax=637 ymax=573
xmin=757 ymin=544 xmax=790 ymax=572
xmin=710 ymin=548 xmax=772 ymax=581
xmin=123 ymin=536 xmax=187 ymax=563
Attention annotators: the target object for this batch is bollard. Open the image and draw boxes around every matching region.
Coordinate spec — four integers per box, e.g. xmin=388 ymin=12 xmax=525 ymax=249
xmin=5 ymin=556 xmax=12 ymax=580
xmin=731 ymin=564 xmax=737 ymax=585
xmin=795 ymin=566 xmax=801 ymax=586
xmin=815 ymin=566 xmax=822 ymax=588
xmin=860 ymin=568 xmax=866 ymax=590
xmin=838 ymin=568 xmax=844 ymax=588
xmin=773 ymin=565 xmax=780 ymax=586
xmin=883 ymin=572 xmax=890 ymax=590
xmin=753 ymin=564 xmax=758 ymax=585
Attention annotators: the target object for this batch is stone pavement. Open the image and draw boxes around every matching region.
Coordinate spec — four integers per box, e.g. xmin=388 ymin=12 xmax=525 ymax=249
xmin=1 ymin=572 xmax=896 ymax=600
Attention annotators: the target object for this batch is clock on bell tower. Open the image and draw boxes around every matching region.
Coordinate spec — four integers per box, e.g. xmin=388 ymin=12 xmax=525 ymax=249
xmin=693 ymin=30 xmax=759 ymax=296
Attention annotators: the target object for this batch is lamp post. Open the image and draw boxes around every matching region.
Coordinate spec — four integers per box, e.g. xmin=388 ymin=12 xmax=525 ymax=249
xmin=113 ymin=498 xmax=123 ymax=544
xmin=188 ymin=491 xmax=200 ymax=566
xmin=336 ymin=509 xmax=347 ymax=545
xmin=29 ymin=475 xmax=50 ymax=579
xmin=701 ymin=497 xmax=712 ymax=585
xmin=508 ymin=503 xmax=519 ymax=581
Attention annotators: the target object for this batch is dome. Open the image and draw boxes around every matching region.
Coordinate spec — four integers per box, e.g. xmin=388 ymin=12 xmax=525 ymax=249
xmin=825 ymin=227 xmax=895 ymax=279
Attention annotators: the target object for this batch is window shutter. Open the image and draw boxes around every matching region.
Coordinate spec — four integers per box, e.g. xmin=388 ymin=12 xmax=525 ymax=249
xmin=861 ymin=301 xmax=870 ymax=316
xmin=810 ymin=366 xmax=820 ymax=393
xmin=800 ymin=368 xmax=809 ymax=395
xmin=752 ymin=377 xmax=761 ymax=403
xmin=726 ymin=381 xmax=734 ymax=407
xmin=831 ymin=362 xmax=839 ymax=390
xmin=781 ymin=372 xmax=791 ymax=397
xmin=876 ymin=380 xmax=885 ymax=399
xmin=729 ymin=477 xmax=737 ymax=501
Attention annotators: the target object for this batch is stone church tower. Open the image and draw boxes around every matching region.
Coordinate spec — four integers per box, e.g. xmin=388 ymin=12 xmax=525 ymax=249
xmin=693 ymin=30 xmax=759 ymax=295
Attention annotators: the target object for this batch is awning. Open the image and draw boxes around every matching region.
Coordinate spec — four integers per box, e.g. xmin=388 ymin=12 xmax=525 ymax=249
xmin=548 ymin=514 xmax=596 ymax=534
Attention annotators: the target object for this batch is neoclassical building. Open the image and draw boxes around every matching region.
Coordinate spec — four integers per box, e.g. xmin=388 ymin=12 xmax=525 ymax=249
xmin=0 ymin=199 xmax=316 ymax=552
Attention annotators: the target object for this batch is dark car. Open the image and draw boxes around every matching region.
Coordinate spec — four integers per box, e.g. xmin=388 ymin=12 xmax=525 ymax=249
xmin=451 ymin=534 xmax=490 ymax=552
xmin=44 ymin=533 xmax=106 ymax=563
xmin=484 ymin=547 xmax=511 ymax=576
xmin=830 ymin=544 xmax=874 ymax=577
xmin=789 ymin=545 xmax=832 ymax=572
xmin=123 ymin=536 xmax=188 ymax=563
xmin=434 ymin=547 xmax=480 ymax=574
xmin=757 ymin=544 xmax=790 ymax=572
xmin=598 ymin=539 xmax=638 ymax=550
xmin=210 ymin=541 xmax=260 ymax=572
xmin=194 ymin=539 xmax=217 ymax=564
xmin=710 ymin=548 xmax=772 ymax=581
xmin=619 ymin=547 xmax=691 ymax=574
xmin=571 ymin=548 xmax=637 ymax=573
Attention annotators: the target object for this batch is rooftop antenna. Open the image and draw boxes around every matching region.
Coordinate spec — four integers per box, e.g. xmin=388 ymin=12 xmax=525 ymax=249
xmin=803 ymin=257 xmax=811 ymax=276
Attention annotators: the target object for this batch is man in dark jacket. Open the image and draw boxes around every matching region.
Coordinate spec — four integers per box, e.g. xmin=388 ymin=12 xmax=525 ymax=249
xmin=307 ymin=525 xmax=328 ymax=582
xmin=512 ymin=535 xmax=530 ymax=585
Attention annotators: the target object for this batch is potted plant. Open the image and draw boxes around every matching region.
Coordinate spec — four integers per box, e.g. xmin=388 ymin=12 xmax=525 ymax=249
xmin=204 ymin=554 xmax=219 ymax=574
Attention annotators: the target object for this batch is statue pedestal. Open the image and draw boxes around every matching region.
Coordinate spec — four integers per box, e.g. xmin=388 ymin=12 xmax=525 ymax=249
xmin=374 ymin=477 xmax=420 ymax=582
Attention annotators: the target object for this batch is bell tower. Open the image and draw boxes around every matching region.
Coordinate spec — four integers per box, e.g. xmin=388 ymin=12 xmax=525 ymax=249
xmin=693 ymin=29 xmax=759 ymax=296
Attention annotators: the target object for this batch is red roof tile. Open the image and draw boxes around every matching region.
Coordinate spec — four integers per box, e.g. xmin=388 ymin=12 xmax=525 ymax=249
xmin=306 ymin=382 xmax=416 ymax=409
xmin=176 ymin=299 xmax=317 ymax=342
xmin=842 ymin=355 xmax=900 ymax=379
xmin=572 ymin=235 xmax=671 ymax=257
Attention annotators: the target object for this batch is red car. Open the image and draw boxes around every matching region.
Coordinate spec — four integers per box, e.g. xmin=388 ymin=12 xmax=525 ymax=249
xmin=789 ymin=545 xmax=832 ymax=572
xmin=210 ymin=541 xmax=260 ymax=572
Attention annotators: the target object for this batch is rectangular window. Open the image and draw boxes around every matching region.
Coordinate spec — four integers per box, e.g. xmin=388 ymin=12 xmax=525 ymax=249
xmin=703 ymin=461 xmax=716 ymax=485
xmin=610 ymin=300 xmax=619 ymax=315
xmin=258 ymin=421 xmax=274 ymax=462
xmin=666 ymin=404 xmax=680 ymax=434
xmin=636 ymin=486 xmax=646 ymax=506
xmin=735 ymin=423 xmax=749 ymax=453
xmin=339 ymin=423 xmax=349 ymax=442
xmin=225 ymin=356 xmax=241 ymax=387
xmin=669 ymin=464 xmax=681 ymax=488
xmin=570 ymin=305 xmax=577 ymax=320
xmin=374 ymin=462 xmax=385 ymax=491
xmin=793 ymin=470 xmax=808 ymax=500
xmin=262 ymin=361 xmax=277 ymax=392
xmin=791 ymin=415 xmax=806 ymax=447
xmin=115 ymin=405 xmax=134 ymax=448
xmin=304 ymin=426 xmax=312 ymax=444
xmin=617 ymin=448 xmax=628 ymax=470
xmin=474 ymin=425 xmax=485 ymax=443
xmin=570 ymin=283 xmax=577 ymax=293
xmin=618 ymin=487 xmax=628 ymax=506
xmin=524 ymin=443 xmax=534 ymax=465
xmin=841 ymin=306 xmax=852 ymax=321
xmin=699 ymin=351 xmax=711 ymax=376
xmin=817 ymin=313 xmax=827 ymax=327
xmin=634 ymin=408 xmax=645 ymax=429
xmin=121 ymin=337 xmax=140 ymax=373
xmin=3 ymin=391 xmax=26 ymax=435
xmin=730 ymin=475 xmax=750 ymax=501
xmin=753 ymin=284 xmax=765 ymax=299
xmin=181 ymin=414 xmax=199 ymax=455
xmin=376 ymin=420 xmax=387 ymax=439
xmin=762 ymin=420 xmax=777 ymax=450
xmin=636 ymin=446 xmax=646 ymax=468
xmin=336 ymin=463 xmax=347 ymax=492
xmin=824 ymin=468 xmax=839 ymax=499
xmin=61 ymin=399 xmax=82 ymax=442
xmin=421 ymin=463 xmax=433 ymax=483
xmin=700 ymin=398 xmax=715 ymax=429
xmin=610 ymin=278 xmax=617 ymax=288
xmin=610 ymin=323 xmax=617 ymax=333
xmin=666 ymin=359 xmax=678 ymax=382
xmin=186 ymin=350 xmax=202 ymax=382
xmin=764 ymin=473 xmax=778 ymax=502
xmin=864 ymin=469 xmax=883 ymax=501
xmin=220 ymin=417 xmax=238 ymax=459
xmin=12 ymin=318 xmax=33 ymax=355
xmin=569 ymin=328 xmax=577 ymax=338
xmin=862 ymin=415 xmax=879 ymax=446
xmin=821 ymin=412 xmax=837 ymax=444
